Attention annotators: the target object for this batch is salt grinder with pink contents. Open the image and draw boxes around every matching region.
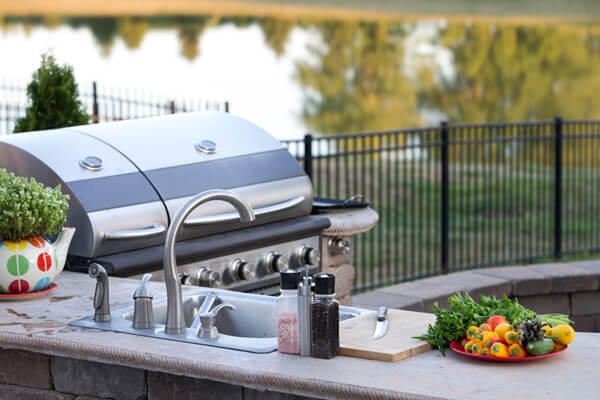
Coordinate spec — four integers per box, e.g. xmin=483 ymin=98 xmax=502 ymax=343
xmin=277 ymin=269 xmax=301 ymax=354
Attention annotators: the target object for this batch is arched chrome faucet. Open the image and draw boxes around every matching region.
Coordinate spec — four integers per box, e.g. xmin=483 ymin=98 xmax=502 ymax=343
xmin=164 ymin=190 xmax=255 ymax=334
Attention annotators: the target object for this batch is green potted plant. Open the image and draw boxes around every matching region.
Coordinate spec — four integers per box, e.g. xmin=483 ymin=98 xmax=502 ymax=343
xmin=0 ymin=169 xmax=74 ymax=294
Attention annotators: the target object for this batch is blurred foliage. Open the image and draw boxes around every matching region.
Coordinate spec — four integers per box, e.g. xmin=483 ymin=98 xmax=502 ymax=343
xmin=175 ymin=16 xmax=209 ymax=61
xmin=259 ymin=18 xmax=295 ymax=57
xmin=42 ymin=16 xmax=61 ymax=30
xmin=421 ymin=23 xmax=600 ymax=123
xmin=14 ymin=53 xmax=89 ymax=133
xmin=65 ymin=17 xmax=118 ymax=56
xmin=4 ymin=15 xmax=600 ymax=141
xmin=296 ymin=20 xmax=422 ymax=135
xmin=117 ymin=18 xmax=149 ymax=50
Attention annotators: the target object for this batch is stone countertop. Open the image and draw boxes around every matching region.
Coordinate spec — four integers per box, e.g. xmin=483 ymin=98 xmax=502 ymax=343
xmin=0 ymin=272 xmax=598 ymax=400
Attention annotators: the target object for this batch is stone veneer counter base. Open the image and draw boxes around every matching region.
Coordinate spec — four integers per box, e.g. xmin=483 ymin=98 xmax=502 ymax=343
xmin=0 ymin=272 xmax=598 ymax=400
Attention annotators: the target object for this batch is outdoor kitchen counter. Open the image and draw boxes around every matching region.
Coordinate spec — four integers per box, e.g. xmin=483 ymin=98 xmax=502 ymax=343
xmin=0 ymin=272 xmax=598 ymax=400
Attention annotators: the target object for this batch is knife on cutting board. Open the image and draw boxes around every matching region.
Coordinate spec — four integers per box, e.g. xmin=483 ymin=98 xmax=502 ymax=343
xmin=372 ymin=306 xmax=389 ymax=340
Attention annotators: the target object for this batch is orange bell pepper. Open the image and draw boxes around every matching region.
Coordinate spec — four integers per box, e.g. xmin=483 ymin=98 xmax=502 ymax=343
xmin=553 ymin=343 xmax=566 ymax=353
xmin=508 ymin=343 xmax=526 ymax=357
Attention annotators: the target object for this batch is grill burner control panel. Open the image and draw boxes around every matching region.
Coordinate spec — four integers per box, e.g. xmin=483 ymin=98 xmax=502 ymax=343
xmin=134 ymin=236 xmax=321 ymax=295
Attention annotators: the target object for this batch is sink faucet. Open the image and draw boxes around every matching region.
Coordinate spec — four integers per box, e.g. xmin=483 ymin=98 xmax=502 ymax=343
xmin=164 ymin=190 xmax=255 ymax=334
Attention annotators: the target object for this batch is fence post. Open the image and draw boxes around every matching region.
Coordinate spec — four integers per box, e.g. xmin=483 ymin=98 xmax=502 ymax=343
xmin=303 ymin=133 xmax=313 ymax=181
xmin=554 ymin=116 xmax=563 ymax=259
xmin=92 ymin=81 xmax=99 ymax=124
xmin=225 ymin=101 xmax=229 ymax=113
xmin=441 ymin=121 xmax=450 ymax=274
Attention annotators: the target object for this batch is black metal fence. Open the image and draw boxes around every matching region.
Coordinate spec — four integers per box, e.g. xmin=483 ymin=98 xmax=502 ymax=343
xmin=283 ymin=118 xmax=600 ymax=292
xmin=0 ymin=80 xmax=229 ymax=135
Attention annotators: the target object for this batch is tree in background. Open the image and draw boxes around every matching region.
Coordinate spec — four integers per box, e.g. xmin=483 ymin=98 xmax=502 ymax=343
xmin=422 ymin=23 xmax=600 ymax=123
xmin=176 ymin=17 xmax=209 ymax=61
xmin=65 ymin=18 xmax=118 ymax=57
xmin=259 ymin=18 xmax=295 ymax=57
xmin=14 ymin=53 xmax=89 ymax=133
xmin=296 ymin=20 xmax=422 ymax=136
xmin=117 ymin=17 xmax=149 ymax=50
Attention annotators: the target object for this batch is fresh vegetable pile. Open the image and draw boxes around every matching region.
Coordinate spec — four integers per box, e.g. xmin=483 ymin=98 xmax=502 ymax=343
xmin=415 ymin=293 xmax=573 ymax=356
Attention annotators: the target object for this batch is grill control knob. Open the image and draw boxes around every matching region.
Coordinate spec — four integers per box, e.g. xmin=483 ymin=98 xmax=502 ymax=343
xmin=328 ymin=237 xmax=352 ymax=257
xmin=264 ymin=252 xmax=288 ymax=274
xmin=198 ymin=268 xmax=221 ymax=288
xmin=296 ymin=245 xmax=321 ymax=266
xmin=230 ymin=259 xmax=257 ymax=281
xmin=180 ymin=267 xmax=221 ymax=288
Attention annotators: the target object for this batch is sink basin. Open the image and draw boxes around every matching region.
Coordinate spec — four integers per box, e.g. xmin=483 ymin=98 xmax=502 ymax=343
xmin=70 ymin=286 xmax=373 ymax=353
xmin=122 ymin=292 xmax=278 ymax=338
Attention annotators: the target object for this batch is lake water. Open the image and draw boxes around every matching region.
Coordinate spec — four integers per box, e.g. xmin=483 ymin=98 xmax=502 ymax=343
xmin=1 ymin=15 xmax=600 ymax=139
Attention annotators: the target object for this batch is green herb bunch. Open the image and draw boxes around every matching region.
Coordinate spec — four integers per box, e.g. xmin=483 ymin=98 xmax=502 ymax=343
xmin=415 ymin=292 xmax=572 ymax=355
xmin=0 ymin=169 xmax=70 ymax=240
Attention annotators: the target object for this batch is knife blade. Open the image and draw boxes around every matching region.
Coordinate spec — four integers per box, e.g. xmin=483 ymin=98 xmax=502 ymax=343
xmin=372 ymin=306 xmax=389 ymax=340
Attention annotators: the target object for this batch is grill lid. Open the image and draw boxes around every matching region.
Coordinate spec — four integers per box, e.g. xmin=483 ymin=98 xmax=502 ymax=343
xmin=0 ymin=112 xmax=313 ymax=258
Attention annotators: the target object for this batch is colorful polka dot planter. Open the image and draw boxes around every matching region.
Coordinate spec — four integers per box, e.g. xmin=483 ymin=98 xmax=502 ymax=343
xmin=0 ymin=227 xmax=75 ymax=294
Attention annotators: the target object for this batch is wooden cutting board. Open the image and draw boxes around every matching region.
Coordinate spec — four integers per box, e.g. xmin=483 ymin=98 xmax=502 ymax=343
xmin=340 ymin=309 xmax=435 ymax=362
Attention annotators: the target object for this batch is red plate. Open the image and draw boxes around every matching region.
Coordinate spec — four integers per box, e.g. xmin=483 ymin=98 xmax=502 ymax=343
xmin=449 ymin=340 xmax=567 ymax=362
xmin=0 ymin=282 xmax=58 ymax=301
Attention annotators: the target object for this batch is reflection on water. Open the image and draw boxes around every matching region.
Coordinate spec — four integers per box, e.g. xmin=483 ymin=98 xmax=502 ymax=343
xmin=2 ymin=16 xmax=600 ymax=136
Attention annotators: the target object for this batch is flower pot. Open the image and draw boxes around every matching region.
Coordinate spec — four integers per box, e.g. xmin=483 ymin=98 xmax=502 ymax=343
xmin=0 ymin=227 xmax=76 ymax=294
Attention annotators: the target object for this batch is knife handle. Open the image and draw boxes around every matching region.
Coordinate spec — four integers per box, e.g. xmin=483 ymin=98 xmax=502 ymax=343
xmin=376 ymin=306 xmax=388 ymax=321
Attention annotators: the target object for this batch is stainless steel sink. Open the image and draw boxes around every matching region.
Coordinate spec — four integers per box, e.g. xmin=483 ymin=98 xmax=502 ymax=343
xmin=70 ymin=286 xmax=373 ymax=353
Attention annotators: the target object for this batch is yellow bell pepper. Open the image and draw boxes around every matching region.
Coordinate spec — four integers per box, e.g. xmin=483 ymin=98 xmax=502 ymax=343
xmin=504 ymin=331 xmax=520 ymax=345
xmin=490 ymin=342 xmax=509 ymax=357
xmin=480 ymin=331 xmax=499 ymax=347
xmin=466 ymin=326 xmax=480 ymax=340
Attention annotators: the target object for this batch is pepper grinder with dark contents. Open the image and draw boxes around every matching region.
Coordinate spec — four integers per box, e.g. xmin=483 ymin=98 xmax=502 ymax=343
xmin=311 ymin=273 xmax=340 ymax=359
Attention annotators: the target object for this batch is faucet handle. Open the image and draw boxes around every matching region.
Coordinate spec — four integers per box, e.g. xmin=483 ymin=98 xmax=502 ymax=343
xmin=132 ymin=274 xmax=154 ymax=330
xmin=134 ymin=273 xmax=153 ymax=299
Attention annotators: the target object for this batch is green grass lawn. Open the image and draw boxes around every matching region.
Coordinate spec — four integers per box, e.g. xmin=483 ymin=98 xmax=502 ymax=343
xmin=309 ymin=158 xmax=600 ymax=292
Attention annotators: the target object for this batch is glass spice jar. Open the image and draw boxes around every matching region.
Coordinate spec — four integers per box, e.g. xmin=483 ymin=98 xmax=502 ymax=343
xmin=311 ymin=273 xmax=339 ymax=359
xmin=277 ymin=269 xmax=301 ymax=354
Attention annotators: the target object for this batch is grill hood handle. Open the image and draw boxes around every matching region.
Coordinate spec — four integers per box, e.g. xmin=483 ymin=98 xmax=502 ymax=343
xmin=104 ymin=224 xmax=167 ymax=240
xmin=103 ymin=196 xmax=303 ymax=239
xmin=183 ymin=196 xmax=304 ymax=226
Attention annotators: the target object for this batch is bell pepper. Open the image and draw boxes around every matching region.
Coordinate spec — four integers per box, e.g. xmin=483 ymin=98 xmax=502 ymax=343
xmin=504 ymin=330 xmax=520 ymax=345
xmin=508 ymin=343 xmax=526 ymax=357
xmin=490 ymin=342 xmax=509 ymax=357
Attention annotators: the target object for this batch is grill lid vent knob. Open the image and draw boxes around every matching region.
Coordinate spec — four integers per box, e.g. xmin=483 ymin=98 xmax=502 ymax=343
xmin=80 ymin=156 xmax=103 ymax=171
xmin=195 ymin=140 xmax=217 ymax=154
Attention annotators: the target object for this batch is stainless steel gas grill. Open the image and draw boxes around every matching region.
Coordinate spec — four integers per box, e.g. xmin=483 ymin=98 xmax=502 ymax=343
xmin=0 ymin=112 xmax=328 ymax=294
